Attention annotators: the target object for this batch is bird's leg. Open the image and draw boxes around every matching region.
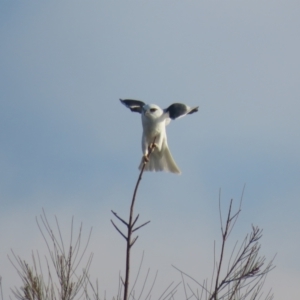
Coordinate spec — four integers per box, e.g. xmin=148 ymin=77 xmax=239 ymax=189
xmin=142 ymin=135 xmax=150 ymax=163
xmin=151 ymin=133 xmax=163 ymax=152
xmin=143 ymin=137 xmax=157 ymax=163
xmin=142 ymin=148 xmax=149 ymax=162
xmin=149 ymin=135 xmax=158 ymax=153
xmin=150 ymin=142 xmax=157 ymax=150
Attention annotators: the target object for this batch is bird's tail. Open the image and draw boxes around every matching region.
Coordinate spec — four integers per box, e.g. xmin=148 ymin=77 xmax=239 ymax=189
xmin=138 ymin=146 xmax=181 ymax=174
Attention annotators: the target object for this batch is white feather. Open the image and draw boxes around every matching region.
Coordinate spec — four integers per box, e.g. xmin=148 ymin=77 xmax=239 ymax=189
xmin=139 ymin=137 xmax=181 ymax=174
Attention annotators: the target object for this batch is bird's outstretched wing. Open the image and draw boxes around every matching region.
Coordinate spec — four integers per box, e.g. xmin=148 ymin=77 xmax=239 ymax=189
xmin=165 ymin=103 xmax=199 ymax=120
xmin=120 ymin=99 xmax=146 ymax=113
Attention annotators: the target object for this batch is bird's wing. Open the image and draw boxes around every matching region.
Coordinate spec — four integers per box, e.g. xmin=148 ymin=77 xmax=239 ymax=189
xmin=120 ymin=99 xmax=146 ymax=114
xmin=164 ymin=103 xmax=199 ymax=120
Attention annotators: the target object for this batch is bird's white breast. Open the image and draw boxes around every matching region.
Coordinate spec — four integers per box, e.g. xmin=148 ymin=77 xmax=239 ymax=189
xmin=141 ymin=113 xmax=166 ymax=137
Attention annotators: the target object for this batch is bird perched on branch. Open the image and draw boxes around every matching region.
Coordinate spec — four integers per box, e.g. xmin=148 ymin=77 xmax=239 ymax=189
xmin=120 ymin=99 xmax=198 ymax=174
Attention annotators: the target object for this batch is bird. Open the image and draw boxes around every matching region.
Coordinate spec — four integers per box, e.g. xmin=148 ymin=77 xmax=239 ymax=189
xmin=120 ymin=99 xmax=198 ymax=174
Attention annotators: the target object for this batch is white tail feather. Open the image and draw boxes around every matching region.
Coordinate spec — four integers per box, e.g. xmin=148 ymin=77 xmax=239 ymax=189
xmin=138 ymin=146 xmax=181 ymax=174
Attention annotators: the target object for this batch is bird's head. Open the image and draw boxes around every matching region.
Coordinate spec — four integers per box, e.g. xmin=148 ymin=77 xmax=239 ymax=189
xmin=142 ymin=104 xmax=163 ymax=120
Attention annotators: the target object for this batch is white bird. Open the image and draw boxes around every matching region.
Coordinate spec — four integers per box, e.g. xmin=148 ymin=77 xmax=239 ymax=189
xmin=120 ymin=99 xmax=198 ymax=174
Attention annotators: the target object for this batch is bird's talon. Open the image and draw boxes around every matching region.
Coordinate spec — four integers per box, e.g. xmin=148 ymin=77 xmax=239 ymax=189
xmin=143 ymin=155 xmax=149 ymax=162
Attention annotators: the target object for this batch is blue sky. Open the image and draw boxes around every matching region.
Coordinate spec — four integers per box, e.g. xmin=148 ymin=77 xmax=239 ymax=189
xmin=1 ymin=1 xmax=299 ymax=299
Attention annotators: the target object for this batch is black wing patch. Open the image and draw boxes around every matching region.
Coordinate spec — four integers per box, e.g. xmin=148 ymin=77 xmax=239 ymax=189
xmin=119 ymin=99 xmax=146 ymax=114
xmin=166 ymin=103 xmax=199 ymax=120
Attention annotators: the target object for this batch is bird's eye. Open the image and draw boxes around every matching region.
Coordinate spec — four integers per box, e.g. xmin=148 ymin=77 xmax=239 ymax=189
xmin=150 ymin=108 xmax=157 ymax=113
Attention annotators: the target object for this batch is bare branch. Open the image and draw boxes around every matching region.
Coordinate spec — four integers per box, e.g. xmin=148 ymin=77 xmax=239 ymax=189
xmin=144 ymin=270 xmax=158 ymax=300
xmin=111 ymin=211 xmax=129 ymax=227
xmin=174 ymin=196 xmax=275 ymax=300
xmin=172 ymin=265 xmax=211 ymax=295
xmin=111 ymin=220 xmax=127 ymax=241
xmin=130 ymin=236 xmax=139 ymax=247
xmin=129 ymin=252 xmax=145 ymax=298
xmin=136 ymin=268 xmax=150 ymax=300
xmin=111 ymin=137 xmax=156 ymax=300
xmin=132 ymin=214 xmax=140 ymax=229
xmin=161 ymin=284 xmax=180 ymax=300
xmin=132 ymin=220 xmax=151 ymax=233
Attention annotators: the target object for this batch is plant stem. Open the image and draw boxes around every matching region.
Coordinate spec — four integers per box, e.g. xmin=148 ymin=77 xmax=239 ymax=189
xmin=123 ymin=139 xmax=156 ymax=300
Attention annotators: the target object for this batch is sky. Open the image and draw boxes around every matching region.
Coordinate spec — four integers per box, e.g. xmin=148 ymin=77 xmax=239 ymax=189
xmin=0 ymin=1 xmax=300 ymax=299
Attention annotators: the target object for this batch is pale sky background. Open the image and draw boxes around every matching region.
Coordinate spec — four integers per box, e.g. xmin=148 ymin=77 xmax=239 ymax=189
xmin=0 ymin=1 xmax=299 ymax=299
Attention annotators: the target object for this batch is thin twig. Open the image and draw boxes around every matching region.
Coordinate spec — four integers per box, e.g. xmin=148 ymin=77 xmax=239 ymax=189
xmin=144 ymin=270 xmax=158 ymax=300
xmin=132 ymin=221 xmax=151 ymax=232
xmin=212 ymin=200 xmax=233 ymax=299
xmin=111 ymin=220 xmax=127 ymax=241
xmin=218 ymin=189 xmax=223 ymax=236
xmin=181 ymin=272 xmax=188 ymax=300
xmin=111 ymin=211 xmax=129 ymax=227
xmin=129 ymin=252 xmax=145 ymax=298
xmin=132 ymin=214 xmax=140 ymax=228
xmin=130 ymin=236 xmax=139 ymax=247
xmin=137 ymin=268 xmax=150 ymax=300
xmin=160 ymin=282 xmax=181 ymax=300
xmin=157 ymin=282 xmax=175 ymax=300
xmin=172 ymin=265 xmax=211 ymax=295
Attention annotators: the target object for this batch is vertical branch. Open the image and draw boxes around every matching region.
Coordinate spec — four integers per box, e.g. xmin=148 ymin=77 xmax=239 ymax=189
xmin=123 ymin=137 xmax=157 ymax=300
xmin=211 ymin=199 xmax=233 ymax=300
